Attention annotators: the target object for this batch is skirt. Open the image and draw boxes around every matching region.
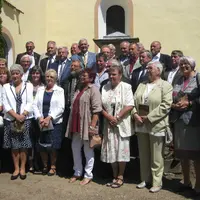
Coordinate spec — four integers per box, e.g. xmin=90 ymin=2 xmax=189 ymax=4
xmin=37 ymin=123 xmax=63 ymax=152
xmin=174 ymin=119 xmax=200 ymax=160
xmin=101 ymin=126 xmax=130 ymax=163
xmin=3 ymin=119 xmax=32 ymax=149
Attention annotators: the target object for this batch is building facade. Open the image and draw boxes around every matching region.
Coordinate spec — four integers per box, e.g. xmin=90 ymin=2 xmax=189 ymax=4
xmin=1 ymin=0 xmax=200 ymax=68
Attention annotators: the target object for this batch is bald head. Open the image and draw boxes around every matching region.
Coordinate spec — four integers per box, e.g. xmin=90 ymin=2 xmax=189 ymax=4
xmin=120 ymin=41 xmax=130 ymax=56
xmin=150 ymin=41 xmax=161 ymax=56
xmin=71 ymin=43 xmax=80 ymax=55
xmin=78 ymin=38 xmax=89 ymax=54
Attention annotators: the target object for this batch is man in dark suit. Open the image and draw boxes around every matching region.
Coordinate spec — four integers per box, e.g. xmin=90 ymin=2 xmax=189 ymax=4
xmin=71 ymin=38 xmax=96 ymax=71
xmin=39 ymin=41 xmax=57 ymax=73
xmin=150 ymin=41 xmax=172 ymax=71
xmin=131 ymin=50 xmax=152 ymax=94
xmin=16 ymin=41 xmax=40 ymax=66
xmin=163 ymin=50 xmax=183 ymax=87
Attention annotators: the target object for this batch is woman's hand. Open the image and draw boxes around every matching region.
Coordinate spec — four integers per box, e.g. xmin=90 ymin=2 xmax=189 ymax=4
xmin=133 ymin=113 xmax=143 ymax=125
xmin=43 ymin=116 xmax=51 ymax=127
xmin=15 ymin=114 xmax=25 ymax=123
xmin=38 ymin=117 xmax=45 ymax=128
xmin=141 ymin=116 xmax=149 ymax=124
xmin=107 ymin=115 xmax=118 ymax=126
xmin=176 ymin=99 xmax=189 ymax=109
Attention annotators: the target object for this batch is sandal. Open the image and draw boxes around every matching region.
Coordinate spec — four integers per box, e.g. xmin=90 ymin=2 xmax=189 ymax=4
xmin=111 ymin=178 xmax=124 ymax=188
xmin=106 ymin=177 xmax=118 ymax=187
xmin=48 ymin=168 xmax=56 ymax=176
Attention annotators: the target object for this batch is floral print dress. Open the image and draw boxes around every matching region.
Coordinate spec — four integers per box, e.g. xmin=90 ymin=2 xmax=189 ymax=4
xmin=101 ymin=81 xmax=134 ymax=163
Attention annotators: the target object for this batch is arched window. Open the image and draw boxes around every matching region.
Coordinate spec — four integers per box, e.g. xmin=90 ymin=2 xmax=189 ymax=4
xmin=106 ymin=5 xmax=125 ymax=35
xmin=0 ymin=35 xmax=8 ymax=59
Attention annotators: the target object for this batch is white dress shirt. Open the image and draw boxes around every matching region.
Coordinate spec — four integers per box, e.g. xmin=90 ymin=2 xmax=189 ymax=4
xmin=47 ymin=55 xmax=56 ymax=68
xmin=82 ymin=51 xmax=88 ymax=66
xmin=152 ymin=52 xmax=161 ymax=62
xmin=167 ymin=67 xmax=179 ymax=84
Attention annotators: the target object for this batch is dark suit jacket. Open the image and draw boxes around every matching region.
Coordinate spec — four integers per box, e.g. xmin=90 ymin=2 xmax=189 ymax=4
xmin=131 ymin=66 xmax=149 ymax=94
xmin=16 ymin=52 xmax=40 ymax=65
xmin=49 ymin=60 xmax=59 ymax=73
xmin=39 ymin=56 xmax=59 ymax=74
xmin=40 ymin=57 xmax=48 ymax=73
xmin=159 ymin=53 xmax=172 ymax=71
xmin=71 ymin=51 xmax=96 ymax=71
xmin=162 ymin=68 xmax=182 ymax=87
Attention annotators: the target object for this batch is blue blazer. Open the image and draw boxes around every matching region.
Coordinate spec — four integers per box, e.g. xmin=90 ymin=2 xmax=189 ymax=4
xmin=71 ymin=51 xmax=96 ymax=70
xmin=59 ymin=59 xmax=72 ymax=84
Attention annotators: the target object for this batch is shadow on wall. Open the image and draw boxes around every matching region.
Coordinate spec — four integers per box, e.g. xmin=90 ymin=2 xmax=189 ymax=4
xmin=3 ymin=4 xmax=21 ymax=34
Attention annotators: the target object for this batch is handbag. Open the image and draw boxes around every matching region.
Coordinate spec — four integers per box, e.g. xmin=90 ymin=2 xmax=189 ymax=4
xmin=165 ymin=125 xmax=173 ymax=145
xmin=10 ymin=120 xmax=25 ymax=133
xmin=38 ymin=119 xmax=54 ymax=132
xmin=89 ymin=126 xmax=102 ymax=149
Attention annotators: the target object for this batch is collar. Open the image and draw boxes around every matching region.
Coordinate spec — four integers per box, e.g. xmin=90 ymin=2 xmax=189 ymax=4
xmin=41 ymin=84 xmax=60 ymax=91
xmin=82 ymin=51 xmax=88 ymax=57
xmin=154 ymin=52 xmax=161 ymax=59
xmin=26 ymin=52 xmax=34 ymax=56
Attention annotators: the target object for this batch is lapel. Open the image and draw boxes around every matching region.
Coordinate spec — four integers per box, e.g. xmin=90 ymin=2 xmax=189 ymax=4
xmin=87 ymin=52 xmax=91 ymax=65
xmin=172 ymin=70 xmax=182 ymax=86
xmin=140 ymin=79 xmax=163 ymax=99
xmin=10 ymin=81 xmax=27 ymax=99
xmin=133 ymin=58 xmax=141 ymax=71
xmin=60 ymin=59 xmax=71 ymax=80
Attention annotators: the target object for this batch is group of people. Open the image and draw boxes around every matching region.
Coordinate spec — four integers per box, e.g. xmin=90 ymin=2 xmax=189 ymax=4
xmin=0 ymin=38 xmax=200 ymax=197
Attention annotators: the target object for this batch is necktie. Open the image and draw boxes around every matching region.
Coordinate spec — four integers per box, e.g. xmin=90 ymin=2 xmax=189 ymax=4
xmin=83 ymin=54 xmax=87 ymax=68
xmin=47 ymin=57 xmax=53 ymax=69
xmin=59 ymin=62 xmax=65 ymax=80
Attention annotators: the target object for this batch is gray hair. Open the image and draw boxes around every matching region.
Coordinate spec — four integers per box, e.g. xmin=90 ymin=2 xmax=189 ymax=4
xmin=120 ymin=41 xmax=130 ymax=47
xmin=10 ymin=64 xmax=24 ymax=75
xmin=108 ymin=44 xmax=116 ymax=51
xmin=140 ymin=50 xmax=153 ymax=59
xmin=179 ymin=56 xmax=196 ymax=70
xmin=20 ymin=55 xmax=32 ymax=64
xmin=58 ymin=46 xmax=68 ymax=52
xmin=47 ymin=41 xmax=56 ymax=47
xmin=109 ymin=59 xmax=123 ymax=74
xmin=45 ymin=69 xmax=58 ymax=82
xmin=78 ymin=38 xmax=88 ymax=45
xmin=137 ymin=42 xmax=145 ymax=51
xmin=148 ymin=61 xmax=163 ymax=74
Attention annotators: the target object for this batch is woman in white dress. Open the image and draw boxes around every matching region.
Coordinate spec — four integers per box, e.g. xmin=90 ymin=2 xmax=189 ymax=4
xmin=101 ymin=59 xmax=134 ymax=188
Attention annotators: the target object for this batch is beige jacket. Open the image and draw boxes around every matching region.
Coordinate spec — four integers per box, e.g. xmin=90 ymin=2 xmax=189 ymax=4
xmin=65 ymin=84 xmax=102 ymax=140
xmin=132 ymin=79 xmax=173 ymax=134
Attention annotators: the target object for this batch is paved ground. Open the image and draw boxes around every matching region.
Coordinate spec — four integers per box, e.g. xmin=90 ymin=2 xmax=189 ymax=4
xmin=0 ymin=172 xmax=197 ymax=200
